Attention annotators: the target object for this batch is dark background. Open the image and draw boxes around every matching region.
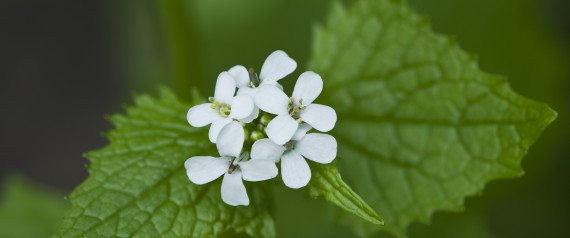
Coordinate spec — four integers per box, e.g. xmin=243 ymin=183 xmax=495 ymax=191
xmin=0 ymin=0 xmax=118 ymax=190
xmin=1 ymin=0 xmax=569 ymax=237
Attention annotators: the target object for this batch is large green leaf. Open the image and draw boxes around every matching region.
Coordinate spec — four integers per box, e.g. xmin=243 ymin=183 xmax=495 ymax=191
xmin=0 ymin=175 xmax=69 ymax=238
xmin=406 ymin=0 xmax=570 ymax=237
xmin=54 ymin=89 xmax=275 ymax=238
xmin=308 ymin=0 xmax=556 ymax=237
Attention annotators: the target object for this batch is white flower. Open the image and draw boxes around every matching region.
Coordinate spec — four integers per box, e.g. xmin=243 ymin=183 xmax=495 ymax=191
xmin=255 ymin=71 xmax=337 ymax=145
xmin=187 ymin=72 xmax=254 ymax=143
xmin=230 ymin=50 xmax=297 ymax=90
xmin=226 ymin=50 xmax=297 ymax=122
xmin=250 ymin=124 xmax=337 ymax=189
xmin=185 ymin=122 xmax=278 ymax=206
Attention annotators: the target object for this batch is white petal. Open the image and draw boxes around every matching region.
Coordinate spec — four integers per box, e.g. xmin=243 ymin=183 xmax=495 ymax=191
xmin=184 ymin=156 xmax=227 ymax=185
xmin=260 ymin=81 xmax=284 ymax=91
xmin=216 ymin=121 xmax=244 ymax=157
xmin=235 ymin=88 xmax=260 ymax=123
xmin=239 ymin=106 xmax=259 ymax=123
xmin=221 ymin=171 xmax=249 ymax=206
xmin=229 ymin=95 xmax=254 ymax=120
xmin=259 ymin=50 xmax=297 ymax=83
xmin=300 ymin=104 xmax=337 ymax=132
xmin=254 ymin=85 xmax=289 ymax=115
xmin=240 ymin=160 xmax=278 ymax=182
xmin=294 ymin=133 xmax=337 ymax=164
xmin=292 ymin=71 xmax=323 ymax=106
xmin=237 ymin=87 xmax=257 ymax=98
xmin=291 ymin=123 xmax=312 ymax=141
xmin=187 ymin=103 xmax=218 ymax=127
xmin=251 ymin=138 xmax=286 ymax=162
xmin=228 ymin=65 xmax=250 ymax=88
xmin=214 ymin=72 xmax=236 ymax=104
xmin=266 ymin=114 xmax=299 ymax=145
xmin=281 ymin=150 xmax=311 ymax=189
xmin=209 ymin=117 xmax=232 ymax=143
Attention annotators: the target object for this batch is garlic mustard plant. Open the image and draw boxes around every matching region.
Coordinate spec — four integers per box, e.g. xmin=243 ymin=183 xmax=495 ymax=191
xmin=185 ymin=50 xmax=338 ymax=205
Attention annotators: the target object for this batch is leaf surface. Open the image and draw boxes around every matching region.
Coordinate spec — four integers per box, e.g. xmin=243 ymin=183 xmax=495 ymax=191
xmin=308 ymin=0 xmax=556 ymax=236
xmin=54 ymin=89 xmax=275 ymax=238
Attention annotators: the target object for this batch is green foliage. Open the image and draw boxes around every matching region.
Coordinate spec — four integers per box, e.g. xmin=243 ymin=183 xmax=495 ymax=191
xmin=0 ymin=175 xmax=69 ymax=238
xmin=53 ymin=0 xmax=561 ymax=237
xmin=406 ymin=0 xmax=570 ymax=236
xmin=53 ymin=89 xmax=275 ymax=238
xmin=308 ymin=0 xmax=556 ymax=237
xmin=53 ymin=88 xmax=375 ymax=237
xmin=308 ymin=162 xmax=383 ymax=226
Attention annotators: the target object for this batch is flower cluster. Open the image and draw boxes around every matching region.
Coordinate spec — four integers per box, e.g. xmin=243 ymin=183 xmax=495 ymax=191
xmin=185 ymin=50 xmax=337 ymax=206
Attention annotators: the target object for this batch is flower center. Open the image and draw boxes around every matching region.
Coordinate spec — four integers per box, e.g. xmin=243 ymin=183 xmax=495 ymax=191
xmin=287 ymin=97 xmax=306 ymax=122
xmin=227 ymin=151 xmax=249 ymax=174
xmin=209 ymin=98 xmax=231 ymax=117
xmin=284 ymin=141 xmax=296 ymax=151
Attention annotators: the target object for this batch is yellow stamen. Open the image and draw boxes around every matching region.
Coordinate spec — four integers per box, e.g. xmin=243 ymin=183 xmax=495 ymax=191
xmin=210 ymin=105 xmax=216 ymax=109
xmin=214 ymin=100 xmax=220 ymax=106
xmin=301 ymin=106 xmax=306 ymax=110
xmin=296 ymin=118 xmax=303 ymax=123
xmin=290 ymin=107 xmax=300 ymax=116
xmin=298 ymin=99 xmax=303 ymax=105
xmin=289 ymin=97 xmax=294 ymax=103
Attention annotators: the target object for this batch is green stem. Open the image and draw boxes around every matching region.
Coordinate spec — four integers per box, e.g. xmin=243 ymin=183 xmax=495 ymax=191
xmin=157 ymin=1 xmax=204 ymax=101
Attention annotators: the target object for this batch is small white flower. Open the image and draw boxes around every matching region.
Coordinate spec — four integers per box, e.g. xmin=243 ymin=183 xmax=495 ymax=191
xmin=226 ymin=50 xmax=297 ymax=123
xmin=251 ymin=124 xmax=337 ymax=188
xmin=230 ymin=50 xmax=297 ymax=90
xmin=187 ymin=72 xmax=254 ymax=143
xmin=185 ymin=122 xmax=278 ymax=206
xmin=255 ymin=71 xmax=337 ymax=145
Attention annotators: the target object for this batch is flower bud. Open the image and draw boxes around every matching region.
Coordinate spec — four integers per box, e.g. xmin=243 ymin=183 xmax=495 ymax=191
xmin=243 ymin=128 xmax=250 ymax=141
xmin=260 ymin=114 xmax=272 ymax=125
xmin=250 ymin=130 xmax=264 ymax=141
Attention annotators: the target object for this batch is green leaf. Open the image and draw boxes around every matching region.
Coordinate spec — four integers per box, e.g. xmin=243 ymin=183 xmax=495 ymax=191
xmin=0 ymin=175 xmax=70 ymax=238
xmin=405 ymin=0 xmax=570 ymax=236
xmin=308 ymin=0 xmax=556 ymax=237
xmin=308 ymin=161 xmax=383 ymax=226
xmin=54 ymin=88 xmax=275 ymax=238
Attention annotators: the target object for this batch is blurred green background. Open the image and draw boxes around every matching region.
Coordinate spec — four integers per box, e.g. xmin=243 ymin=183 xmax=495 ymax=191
xmin=0 ymin=0 xmax=568 ymax=237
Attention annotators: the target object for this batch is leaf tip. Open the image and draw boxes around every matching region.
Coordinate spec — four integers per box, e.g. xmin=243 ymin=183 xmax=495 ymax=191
xmin=534 ymin=103 xmax=558 ymax=137
xmin=546 ymin=106 xmax=558 ymax=123
xmin=374 ymin=217 xmax=385 ymax=226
